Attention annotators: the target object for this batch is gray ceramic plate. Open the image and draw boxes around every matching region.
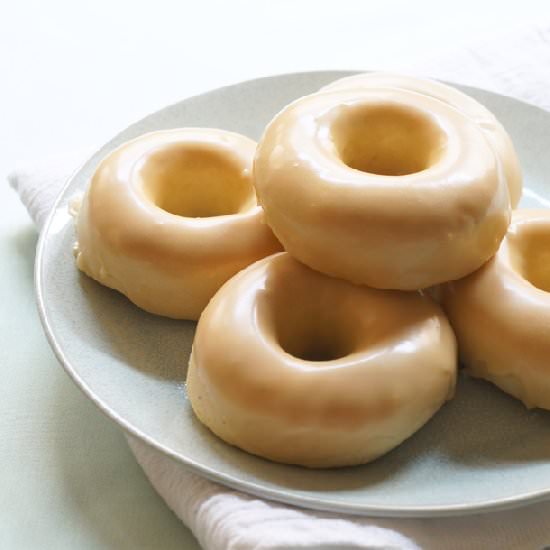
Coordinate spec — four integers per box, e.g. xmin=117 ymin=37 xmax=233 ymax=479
xmin=36 ymin=71 xmax=550 ymax=518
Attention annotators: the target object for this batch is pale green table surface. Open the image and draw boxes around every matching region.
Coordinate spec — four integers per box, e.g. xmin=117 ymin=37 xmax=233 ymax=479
xmin=0 ymin=183 xmax=201 ymax=549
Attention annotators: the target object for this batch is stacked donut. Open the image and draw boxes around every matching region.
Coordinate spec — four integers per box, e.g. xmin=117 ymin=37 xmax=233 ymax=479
xmin=74 ymin=73 xmax=550 ymax=469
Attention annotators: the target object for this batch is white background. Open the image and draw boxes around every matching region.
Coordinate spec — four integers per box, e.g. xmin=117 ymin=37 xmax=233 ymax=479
xmin=2 ymin=0 xmax=550 ymax=179
xmin=2 ymin=1 xmax=550 ymax=548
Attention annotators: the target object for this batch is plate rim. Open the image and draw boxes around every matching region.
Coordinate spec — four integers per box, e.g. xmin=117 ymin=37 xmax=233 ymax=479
xmin=35 ymin=70 xmax=550 ymax=518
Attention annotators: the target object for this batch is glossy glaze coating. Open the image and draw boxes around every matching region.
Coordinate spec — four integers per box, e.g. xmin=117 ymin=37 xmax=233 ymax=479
xmin=74 ymin=128 xmax=282 ymax=320
xmin=254 ymin=86 xmax=511 ymax=290
xmin=322 ymin=72 xmax=522 ymax=207
xmin=443 ymin=209 xmax=550 ymax=410
xmin=187 ymin=253 xmax=457 ymax=468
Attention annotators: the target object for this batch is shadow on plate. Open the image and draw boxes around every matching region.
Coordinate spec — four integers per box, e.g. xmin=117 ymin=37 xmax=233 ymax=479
xmin=78 ymin=273 xmax=194 ymax=382
xmin=428 ymin=374 xmax=550 ymax=466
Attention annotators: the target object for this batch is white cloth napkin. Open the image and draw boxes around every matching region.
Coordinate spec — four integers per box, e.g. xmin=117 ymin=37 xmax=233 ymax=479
xmin=9 ymin=23 xmax=550 ymax=550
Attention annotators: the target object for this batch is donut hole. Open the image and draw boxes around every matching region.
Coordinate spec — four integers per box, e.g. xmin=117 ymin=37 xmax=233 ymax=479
xmin=258 ymin=261 xmax=360 ymax=362
xmin=276 ymin=315 xmax=356 ymax=362
xmin=140 ymin=145 xmax=256 ymax=217
xmin=256 ymin=256 xmax=440 ymax=364
xmin=332 ymin=103 xmax=446 ymax=176
xmin=509 ymin=229 xmax=550 ymax=292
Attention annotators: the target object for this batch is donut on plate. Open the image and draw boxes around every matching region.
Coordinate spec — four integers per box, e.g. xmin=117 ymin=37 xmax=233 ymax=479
xmin=254 ymin=85 xmax=511 ymax=290
xmin=443 ymin=209 xmax=550 ymax=410
xmin=74 ymin=128 xmax=282 ymax=320
xmin=187 ymin=253 xmax=457 ymax=468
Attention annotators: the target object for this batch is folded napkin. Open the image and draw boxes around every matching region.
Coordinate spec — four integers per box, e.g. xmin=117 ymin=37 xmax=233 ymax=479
xmin=9 ymin=23 xmax=550 ymax=550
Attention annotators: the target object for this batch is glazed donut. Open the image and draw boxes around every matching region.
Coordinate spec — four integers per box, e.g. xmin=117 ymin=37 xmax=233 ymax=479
xmin=75 ymin=128 xmax=282 ymax=320
xmin=442 ymin=209 xmax=550 ymax=410
xmin=254 ymin=87 xmax=511 ymax=290
xmin=321 ymin=72 xmax=522 ymax=207
xmin=187 ymin=253 xmax=457 ymax=468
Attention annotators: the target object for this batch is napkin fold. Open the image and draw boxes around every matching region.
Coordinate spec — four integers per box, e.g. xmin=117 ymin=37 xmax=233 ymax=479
xmin=9 ymin=22 xmax=550 ymax=550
